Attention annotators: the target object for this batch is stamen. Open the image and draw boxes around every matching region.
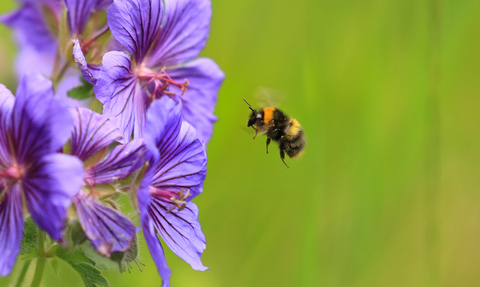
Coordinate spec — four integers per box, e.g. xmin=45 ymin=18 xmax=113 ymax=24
xmin=137 ymin=66 xmax=189 ymax=100
xmin=149 ymin=187 xmax=191 ymax=212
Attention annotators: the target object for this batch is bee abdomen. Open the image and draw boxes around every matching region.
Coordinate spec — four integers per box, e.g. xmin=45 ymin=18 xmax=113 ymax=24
xmin=280 ymin=129 xmax=306 ymax=158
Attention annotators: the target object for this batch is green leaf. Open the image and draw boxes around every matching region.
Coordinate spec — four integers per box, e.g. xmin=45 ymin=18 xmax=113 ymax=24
xmin=20 ymin=217 xmax=38 ymax=254
xmin=21 ymin=249 xmax=38 ymax=261
xmin=50 ymin=258 xmax=59 ymax=277
xmin=68 ymin=78 xmax=94 ymax=100
xmin=80 ymin=235 xmax=142 ymax=273
xmin=81 ymin=243 xmax=118 ymax=271
xmin=69 ymin=219 xmax=88 ymax=246
xmin=56 ymin=244 xmax=110 ymax=287
xmin=71 ymin=263 xmax=110 ymax=287
xmin=56 ymin=246 xmax=92 ymax=265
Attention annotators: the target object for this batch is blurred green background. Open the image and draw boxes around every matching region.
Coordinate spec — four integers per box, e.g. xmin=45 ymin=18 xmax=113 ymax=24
xmin=1 ymin=0 xmax=480 ymax=286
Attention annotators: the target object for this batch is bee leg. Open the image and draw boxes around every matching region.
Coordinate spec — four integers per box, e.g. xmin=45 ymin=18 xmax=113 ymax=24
xmin=280 ymin=149 xmax=289 ymax=168
xmin=252 ymin=126 xmax=259 ymax=139
xmin=266 ymin=138 xmax=271 ymax=154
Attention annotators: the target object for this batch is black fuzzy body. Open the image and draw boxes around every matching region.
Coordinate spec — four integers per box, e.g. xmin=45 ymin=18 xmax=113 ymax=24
xmin=279 ymin=128 xmax=305 ymax=158
xmin=246 ymin=105 xmax=306 ymax=167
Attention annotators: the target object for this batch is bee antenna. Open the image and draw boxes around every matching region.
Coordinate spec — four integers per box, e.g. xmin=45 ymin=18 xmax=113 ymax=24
xmin=243 ymin=98 xmax=255 ymax=112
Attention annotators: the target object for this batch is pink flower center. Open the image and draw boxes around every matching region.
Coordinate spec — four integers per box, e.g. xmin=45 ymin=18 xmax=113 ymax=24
xmin=136 ymin=65 xmax=189 ymax=101
xmin=149 ymin=186 xmax=191 ymax=212
xmin=0 ymin=166 xmax=23 ymax=196
xmin=0 ymin=166 xmax=23 ymax=181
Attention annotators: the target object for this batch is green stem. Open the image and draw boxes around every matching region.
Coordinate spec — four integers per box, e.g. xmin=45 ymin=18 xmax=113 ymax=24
xmin=15 ymin=260 xmax=31 ymax=287
xmin=30 ymin=258 xmax=46 ymax=287
xmin=52 ymin=62 xmax=70 ymax=91
xmin=38 ymin=229 xmax=45 ymax=255
xmin=30 ymin=230 xmax=46 ymax=287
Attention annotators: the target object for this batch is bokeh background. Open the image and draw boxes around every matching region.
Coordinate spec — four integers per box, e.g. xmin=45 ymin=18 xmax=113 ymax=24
xmin=1 ymin=0 xmax=480 ymax=286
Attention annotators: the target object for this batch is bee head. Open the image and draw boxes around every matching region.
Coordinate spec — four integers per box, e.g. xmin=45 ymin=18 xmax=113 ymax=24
xmin=247 ymin=110 xmax=262 ymax=127
xmin=244 ymin=98 xmax=261 ymax=127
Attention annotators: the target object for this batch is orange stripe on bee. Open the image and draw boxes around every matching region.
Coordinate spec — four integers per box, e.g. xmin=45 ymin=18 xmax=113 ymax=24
xmin=263 ymin=107 xmax=276 ymax=124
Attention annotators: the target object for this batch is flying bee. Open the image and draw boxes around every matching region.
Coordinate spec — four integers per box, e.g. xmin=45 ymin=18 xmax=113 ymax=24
xmin=244 ymin=98 xmax=306 ymax=168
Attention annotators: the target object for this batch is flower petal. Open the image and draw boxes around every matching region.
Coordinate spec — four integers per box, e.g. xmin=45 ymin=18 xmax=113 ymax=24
xmin=95 ymin=51 xmax=143 ymax=142
xmin=143 ymin=217 xmax=171 ymax=287
xmin=131 ymin=85 xmax=150 ymax=140
xmin=11 ymin=74 xmax=73 ymax=164
xmin=0 ymin=2 xmax=58 ymax=53
xmin=152 ymin=121 xmax=206 ymax=199
xmin=96 ymin=0 xmax=113 ymax=10
xmin=22 ymin=153 xmax=84 ymax=241
xmin=70 ymin=107 xmax=122 ymax=162
xmin=64 ymin=0 xmax=98 ymax=35
xmin=73 ymin=39 xmax=101 ymax=85
xmin=14 ymin=44 xmax=57 ymax=78
xmin=0 ymin=85 xmax=14 ymax=167
xmin=73 ymin=190 xmax=136 ymax=257
xmin=107 ymin=37 xmax=124 ymax=51
xmin=147 ymin=0 xmax=212 ymax=67
xmin=0 ymin=186 xmax=24 ymax=276
xmin=149 ymin=199 xmax=207 ymax=271
xmin=85 ymin=139 xmax=146 ymax=184
xmin=138 ymin=96 xmax=183 ymax=229
xmin=145 ymin=96 xmax=206 ymax=199
xmin=1 ymin=1 xmax=63 ymax=77
xmin=168 ymin=58 xmax=224 ymax=144
xmin=144 ymin=96 xmax=182 ymax=158
xmin=107 ymin=0 xmax=163 ymax=63
xmin=137 ymin=160 xmax=154 ymax=224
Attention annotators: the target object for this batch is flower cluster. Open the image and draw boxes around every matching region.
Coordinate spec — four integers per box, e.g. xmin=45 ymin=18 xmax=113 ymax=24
xmin=0 ymin=0 xmax=223 ymax=286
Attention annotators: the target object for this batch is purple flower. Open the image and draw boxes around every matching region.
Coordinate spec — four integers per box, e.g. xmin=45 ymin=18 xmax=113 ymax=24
xmin=0 ymin=0 xmax=62 ymax=76
xmin=69 ymin=107 xmax=146 ymax=257
xmin=64 ymin=0 xmax=113 ymax=36
xmin=1 ymin=0 xmax=113 ymax=92
xmin=67 ymin=0 xmax=114 ymax=85
xmin=73 ymin=39 xmax=102 ymax=85
xmin=95 ymin=0 xmax=224 ymax=144
xmin=0 ymin=74 xmax=84 ymax=276
xmin=138 ymin=96 xmax=208 ymax=286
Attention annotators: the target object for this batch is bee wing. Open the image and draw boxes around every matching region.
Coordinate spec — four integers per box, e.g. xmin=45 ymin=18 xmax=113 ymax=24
xmin=254 ymin=87 xmax=287 ymax=108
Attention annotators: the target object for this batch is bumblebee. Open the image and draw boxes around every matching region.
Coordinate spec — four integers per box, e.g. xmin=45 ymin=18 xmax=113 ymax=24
xmin=244 ymin=98 xmax=306 ymax=168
